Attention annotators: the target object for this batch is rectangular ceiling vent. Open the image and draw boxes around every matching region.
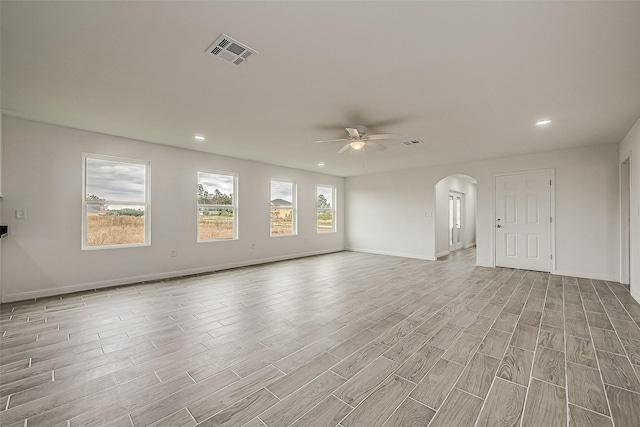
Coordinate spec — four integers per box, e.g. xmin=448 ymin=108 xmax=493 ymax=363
xmin=402 ymin=139 xmax=424 ymax=146
xmin=205 ymin=34 xmax=258 ymax=66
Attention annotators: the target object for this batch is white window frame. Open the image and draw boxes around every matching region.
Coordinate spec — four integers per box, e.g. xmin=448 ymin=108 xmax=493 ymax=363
xmin=197 ymin=170 xmax=238 ymax=242
xmin=270 ymin=179 xmax=297 ymax=237
xmin=317 ymin=184 xmax=336 ymax=234
xmin=82 ymin=153 xmax=151 ymax=250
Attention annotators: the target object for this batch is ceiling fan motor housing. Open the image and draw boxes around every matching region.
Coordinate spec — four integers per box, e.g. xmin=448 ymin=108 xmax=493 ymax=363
xmin=353 ymin=126 xmax=368 ymax=137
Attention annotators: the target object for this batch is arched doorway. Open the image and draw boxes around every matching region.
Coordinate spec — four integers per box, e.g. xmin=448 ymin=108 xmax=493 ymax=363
xmin=435 ymin=174 xmax=478 ymax=259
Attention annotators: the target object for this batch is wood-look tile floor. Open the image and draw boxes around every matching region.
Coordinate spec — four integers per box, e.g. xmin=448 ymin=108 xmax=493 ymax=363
xmin=1 ymin=249 xmax=640 ymax=427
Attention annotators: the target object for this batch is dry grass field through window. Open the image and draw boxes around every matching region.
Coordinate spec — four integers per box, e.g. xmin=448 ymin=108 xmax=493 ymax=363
xmin=86 ymin=214 xmax=145 ymax=246
xmin=199 ymin=216 xmax=234 ymax=240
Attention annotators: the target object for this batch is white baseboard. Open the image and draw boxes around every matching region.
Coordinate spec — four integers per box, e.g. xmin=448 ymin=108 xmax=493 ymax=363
xmin=552 ymin=269 xmax=620 ymax=282
xmin=631 ymin=289 xmax=640 ymax=305
xmin=436 ymin=244 xmax=475 ymax=259
xmin=1 ymin=248 xmax=344 ymax=303
xmin=346 ymin=247 xmax=436 ymax=261
xmin=475 ymin=261 xmax=494 ymax=268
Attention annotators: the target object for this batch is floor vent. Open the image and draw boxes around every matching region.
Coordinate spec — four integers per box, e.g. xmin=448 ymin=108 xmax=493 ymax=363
xmin=402 ymin=139 xmax=424 ymax=146
xmin=205 ymin=34 xmax=258 ymax=66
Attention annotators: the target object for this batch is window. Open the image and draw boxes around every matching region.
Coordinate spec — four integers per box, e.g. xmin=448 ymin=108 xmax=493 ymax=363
xmin=317 ymin=185 xmax=336 ymax=233
xmin=270 ymin=180 xmax=296 ymax=236
xmin=83 ymin=154 xmax=150 ymax=249
xmin=197 ymin=171 xmax=237 ymax=241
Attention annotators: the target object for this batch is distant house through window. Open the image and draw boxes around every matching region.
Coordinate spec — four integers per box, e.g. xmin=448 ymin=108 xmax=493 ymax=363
xmin=270 ymin=180 xmax=296 ymax=236
xmin=197 ymin=171 xmax=237 ymax=241
xmin=317 ymin=185 xmax=336 ymax=233
xmin=82 ymin=154 xmax=150 ymax=249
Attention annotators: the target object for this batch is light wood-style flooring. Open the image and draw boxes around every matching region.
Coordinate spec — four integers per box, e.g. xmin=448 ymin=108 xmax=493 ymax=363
xmin=1 ymin=249 xmax=640 ymax=427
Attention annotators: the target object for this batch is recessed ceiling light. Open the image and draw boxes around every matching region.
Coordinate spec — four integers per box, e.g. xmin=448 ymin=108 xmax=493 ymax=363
xmin=535 ymin=119 xmax=551 ymax=126
xmin=194 ymin=135 xmax=206 ymax=141
xmin=317 ymin=162 xmax=325 ymax=167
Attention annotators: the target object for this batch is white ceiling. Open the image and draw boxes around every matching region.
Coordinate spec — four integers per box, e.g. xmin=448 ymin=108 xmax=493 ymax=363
xmin=2 ymin=1 xmax=640 ymax=177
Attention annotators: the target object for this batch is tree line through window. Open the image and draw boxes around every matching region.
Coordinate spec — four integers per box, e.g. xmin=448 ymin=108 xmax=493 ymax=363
xmin=198 ymin=171 xmax=237 ymax=241
xmin=317 ymin=185 xmax=335 ymax=233
xmin=83 ymin=154 xmax=335 ymax=249
xmin=270 ymin=180 xmax=296 ymax=236
xmin=83 ymin=155 xmax=149 ymax=249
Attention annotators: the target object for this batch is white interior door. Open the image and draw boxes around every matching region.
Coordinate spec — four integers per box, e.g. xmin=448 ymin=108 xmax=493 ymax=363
xmin=495 ymin=171 xmax=552 ymax=272
xmin=449 ymin=192 xmax=464 ymax=252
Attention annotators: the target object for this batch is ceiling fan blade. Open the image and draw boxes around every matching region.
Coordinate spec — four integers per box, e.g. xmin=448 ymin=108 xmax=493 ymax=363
xmin=365 ymin=140 xmax=388 ymax=151
xmin=366 ymin=133 xmax=400 ymax=140
xmin=346 ymin=127 xmax=360 ymax=139
xmin=366 ymin=118 xmax=409 ymax=128
xmin=345 ymin=111 xmax=408 ymax=129
xmin=337 ymin=144 xmax=351 ymax=154
xmin=315 ymin=112 xmax=412 ymax=131
xmin=314 ymin=138 xmax=349 ymax=144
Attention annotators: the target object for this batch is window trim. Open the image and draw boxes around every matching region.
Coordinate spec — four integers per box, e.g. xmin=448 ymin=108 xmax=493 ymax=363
xmin=197 ymin=170 xmax=238 ymax=242
xmin=317 ymin=184 xmax=337 ymax=234
xmin=270 ymin=179 xmax=297 ymax=237
xmin=81 ymin=153 xmax=151 ymax=250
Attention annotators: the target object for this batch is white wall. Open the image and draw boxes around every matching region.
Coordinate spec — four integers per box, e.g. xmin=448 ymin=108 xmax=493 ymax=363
xmin=0 ymin=114 xmax=3 ymax=302
xmin=1 ymin=115 xmax=628 ymax=302
xmin=1 ymin=9 xmax=4 ymax=300
xmin=0 ymin=117 xmax=345 ymax=302
xmin=346 ymin=143 xmax=620 ymax=281
xmin=619 ymin=116 xmax=640 ymax=303
xmin=345 ymin=170 xmax=433 ymax=260
xmin=435 ymin=175 xmax=477 ymax=257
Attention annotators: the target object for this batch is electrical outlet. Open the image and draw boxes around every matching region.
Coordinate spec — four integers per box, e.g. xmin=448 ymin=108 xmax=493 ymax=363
xmin=16 ymin=209 xmax=26 ymax=219
xmin=251 ymin=243 xmax=255 ymax=250
xmin=171 ymin=250 xmax=177 ymax=257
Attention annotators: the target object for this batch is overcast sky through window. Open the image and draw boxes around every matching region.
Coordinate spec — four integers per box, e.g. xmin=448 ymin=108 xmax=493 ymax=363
xmin=271 ymin=180 xmax=293 ymax=203
xmin=86 ymin=158 xmax=146 ymax=202
xmin=198 ymin=172 xmax=234 ymax=197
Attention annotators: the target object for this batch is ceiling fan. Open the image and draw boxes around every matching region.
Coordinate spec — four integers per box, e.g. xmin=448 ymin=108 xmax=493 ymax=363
xmin=314 ymin=126 xmax=399 ymax=153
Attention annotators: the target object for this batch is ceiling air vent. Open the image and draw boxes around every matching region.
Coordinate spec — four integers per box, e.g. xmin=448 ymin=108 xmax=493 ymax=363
xmin=402 ymin=139 xmax=424 ymax=146
xmin=205 ymin=34 xmax=258 ymax=66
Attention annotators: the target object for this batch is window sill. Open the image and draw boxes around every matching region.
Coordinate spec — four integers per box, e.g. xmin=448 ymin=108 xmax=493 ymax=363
xmin=197 ymin=238 xmax=237 ymax=243
xmin=82 ymin=242 xmax=150 ymax=250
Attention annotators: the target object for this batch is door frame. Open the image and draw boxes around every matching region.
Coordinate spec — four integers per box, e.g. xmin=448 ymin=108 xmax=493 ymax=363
xmin=621 ymin=157 xmax=631 ymax=285
xmin=492 ymin=168 xmax=556 ymax=273
xmin=449 ymin=190 xmax=465 ymax=252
